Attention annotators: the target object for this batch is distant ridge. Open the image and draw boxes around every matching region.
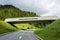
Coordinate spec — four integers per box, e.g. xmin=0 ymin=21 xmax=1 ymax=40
xmin=0 ymin=5 xmax=37 ymax=20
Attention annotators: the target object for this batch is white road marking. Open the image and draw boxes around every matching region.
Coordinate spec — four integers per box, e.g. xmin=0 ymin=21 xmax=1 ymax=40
xmin=19 ymin=36 xmax=22 ymax=39
xmin=19 ymin=33 xmax=24 ymax=39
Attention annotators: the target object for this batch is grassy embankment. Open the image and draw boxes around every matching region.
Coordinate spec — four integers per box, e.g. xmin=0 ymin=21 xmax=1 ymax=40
xmin=0 ymin=21 xmax=17 ymax=34
xmin=0 ymin=21 xmax=36 ymax=34
xmin=34 ymin=20 xmax=60 ymax=40
xmin=0 ymin=21 xmax=38 ymax=34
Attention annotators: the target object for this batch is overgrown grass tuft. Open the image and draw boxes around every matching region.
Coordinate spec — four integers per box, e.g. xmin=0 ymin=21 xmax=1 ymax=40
xmin=34 ymin=19 xmax=60 ymax=40
xmin=0 ymin=21 xmax=17 ymax=34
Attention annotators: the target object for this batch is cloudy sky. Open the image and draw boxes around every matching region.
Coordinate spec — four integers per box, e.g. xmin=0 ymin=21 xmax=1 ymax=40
xmin=0 ymin=0 xmax=60 ymax=16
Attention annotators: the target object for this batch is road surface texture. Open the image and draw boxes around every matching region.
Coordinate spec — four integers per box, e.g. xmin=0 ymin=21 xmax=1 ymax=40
xmin=0 ymin=30 xmax=39 ymax=40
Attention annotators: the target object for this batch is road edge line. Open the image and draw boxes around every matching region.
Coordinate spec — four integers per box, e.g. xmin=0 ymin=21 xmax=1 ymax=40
xmin=33 ymin=33 xmax=43 ymax=40
xmin=0 ymin=32 xmax=11 ymax=37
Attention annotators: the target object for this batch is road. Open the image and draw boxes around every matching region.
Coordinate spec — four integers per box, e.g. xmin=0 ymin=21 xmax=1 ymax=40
xmin=0 ymin=30 xmax=39 ymax=40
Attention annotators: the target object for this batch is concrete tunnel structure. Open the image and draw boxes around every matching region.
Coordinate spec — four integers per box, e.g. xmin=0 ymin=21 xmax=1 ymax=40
xmin=5 ymin=16 xmax=60 ymax=28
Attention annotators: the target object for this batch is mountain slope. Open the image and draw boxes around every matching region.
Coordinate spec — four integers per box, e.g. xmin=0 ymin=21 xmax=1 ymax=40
xmin=0 ymin=5 xmax=37 ymax=20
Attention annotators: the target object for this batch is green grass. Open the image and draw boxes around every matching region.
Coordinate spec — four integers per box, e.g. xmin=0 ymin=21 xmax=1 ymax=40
xmin=34 ymin=19 xmax=60 ymax=40
xmin=0 ymin=21 xmax=17 ymax=34
xmin=14 ymin=23 xmax=37 ymax=30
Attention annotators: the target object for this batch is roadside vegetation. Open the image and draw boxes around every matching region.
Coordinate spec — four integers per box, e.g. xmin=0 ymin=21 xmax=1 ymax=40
xmin=0 ymin=21 xmax=17 ymax=34
xmin=34 ymin=19 xmax=60 ymax=40
xmin=14 ymin=23 xmax=38 ymax=30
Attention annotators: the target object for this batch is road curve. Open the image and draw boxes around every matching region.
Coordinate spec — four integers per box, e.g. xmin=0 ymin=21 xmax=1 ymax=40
xmin=0 ymin=30 xmax=39 ymax=40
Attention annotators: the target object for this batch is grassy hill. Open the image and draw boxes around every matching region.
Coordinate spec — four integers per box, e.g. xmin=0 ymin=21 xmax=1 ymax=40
xmin=34 ymin=19 xmax=60 ymax=40
xmin=0 ymin=5 xmax=37 ymax=20
xmin=0 ymin=21 xmax=17 ymax=34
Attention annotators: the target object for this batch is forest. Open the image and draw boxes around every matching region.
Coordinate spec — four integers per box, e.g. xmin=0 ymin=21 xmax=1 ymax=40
xmin=0 ymin=5 xmax=38 ymax=20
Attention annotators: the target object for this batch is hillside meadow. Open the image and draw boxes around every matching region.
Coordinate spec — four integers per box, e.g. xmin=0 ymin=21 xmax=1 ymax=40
xmin=34 ymin=20 xmax=60 ymax=40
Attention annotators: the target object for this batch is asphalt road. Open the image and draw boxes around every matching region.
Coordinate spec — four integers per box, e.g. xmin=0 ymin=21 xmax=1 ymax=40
xmin=0 ymin=30 xmax=39 ymax=40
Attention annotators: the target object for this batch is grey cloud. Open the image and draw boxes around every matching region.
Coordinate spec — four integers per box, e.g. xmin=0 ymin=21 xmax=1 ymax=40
xmin=0 ymin=0 xmax=60 ymax=16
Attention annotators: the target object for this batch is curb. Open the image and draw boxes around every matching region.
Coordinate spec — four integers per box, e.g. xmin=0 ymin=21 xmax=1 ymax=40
xmin=34 ymin=33 xmax=43 ymax=40
xmin=0 ymin=31 xmax=19 ymax=37
xmin=0 ymin=32 xmax=10 ymax=37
